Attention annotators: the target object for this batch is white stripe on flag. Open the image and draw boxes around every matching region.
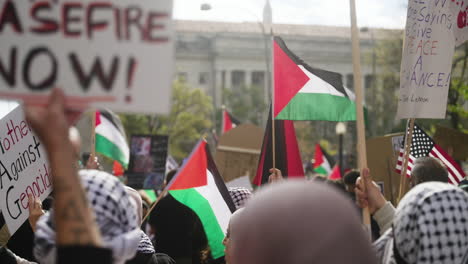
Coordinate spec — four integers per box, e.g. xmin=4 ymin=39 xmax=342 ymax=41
xmin=429 ymin=147 xmax=463 ymax=185
xmin=194 ymin=170 xmax=232 ymax=234
xmin=96 ymin=115 xmax=130 ymax=161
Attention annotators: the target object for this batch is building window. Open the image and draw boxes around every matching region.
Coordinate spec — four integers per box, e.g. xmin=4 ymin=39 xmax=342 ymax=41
xmin=346 ymin=74 xmax=354 ymax=89
xmin=231 ymin=70 xmax=245 ymax=88
xmin=365 ymin=74 xmax=375 ymax=89
xmin=251 ymin=71 xmax=265 ymax=87
xmin=199 ymin=72 xmax=209 ymax=85
xmin=177 ymin=72 xmax=188 ymax=82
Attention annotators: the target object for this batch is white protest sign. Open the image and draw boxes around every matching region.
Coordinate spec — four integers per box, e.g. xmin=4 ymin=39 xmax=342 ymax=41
xmin=0 ymin=0 xmax=174 ymax=114
xmin=0 ymin=106 xmax=51 ymax=235
xmin=397 ymin=0 xmax=468 ymax=119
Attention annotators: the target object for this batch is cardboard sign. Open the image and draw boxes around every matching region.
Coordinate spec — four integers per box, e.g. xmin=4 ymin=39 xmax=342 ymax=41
xmin=0 ymin=106 xmax=51 ymax=235
xmin=0 ymin=0 xmax=174 ymax=114
xmin=397 ymin=0 xmax=468 ymax=119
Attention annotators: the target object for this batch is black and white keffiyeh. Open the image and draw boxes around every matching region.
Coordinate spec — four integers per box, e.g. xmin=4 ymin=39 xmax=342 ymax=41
xmin=34 ymin=170 xmax=141 ymax=264
xmin=229 ymin=187 xmax=252 ymax=210
xmin=374 ymin=182 xmax=468 ymax=264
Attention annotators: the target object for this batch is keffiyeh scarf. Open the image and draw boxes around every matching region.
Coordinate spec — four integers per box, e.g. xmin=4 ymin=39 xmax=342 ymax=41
xmin=374 ymin=182 xmax=468 ymax=264
xmin=34 ymin=170 xmax=141 ymax=264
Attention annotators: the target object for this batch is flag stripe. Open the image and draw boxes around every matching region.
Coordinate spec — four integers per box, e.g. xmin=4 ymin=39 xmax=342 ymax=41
xmin=430 ymin=148 xmax=463 ymax=183
xmin=275 ymin=93 xmax=356 ymax=121
xmin=170 ymin=186 xmax=226 ymax=258
xmin=95 ymin=114 xmax=130 ymax=165
xmin=95 ymin=134 xmax=129 ymax=167
xmin=432 ymin=145 xmax=465 ymax=181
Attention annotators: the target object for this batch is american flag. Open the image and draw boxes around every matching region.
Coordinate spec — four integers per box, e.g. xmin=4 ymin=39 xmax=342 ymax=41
xmin=396 ymin=124 xmax=466 ymax=185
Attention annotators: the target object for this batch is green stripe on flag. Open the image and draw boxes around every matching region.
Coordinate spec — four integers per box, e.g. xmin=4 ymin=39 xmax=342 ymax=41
xmin=314 ymin=166 xmax=328 ymax=175
xmin=169 ymin=189 xmax=226 ymax=258
xmin=143 ymin=189 xmax=157 ymax=203
xmin=276 ymin=93 xmax=356 ymax=121
xmin=95 ymin=134 xmax=129 ymax=168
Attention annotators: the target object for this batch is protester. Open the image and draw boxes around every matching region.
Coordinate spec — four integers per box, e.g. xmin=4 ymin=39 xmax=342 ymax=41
xmin=230 ymin=180 xmax=377 ymax=264
xmin=343 ymin=170 xmax=360 ymax=197
xmin=373 ymin=182 xmax=468 ymax=264
xmin=228 ymin=187 xmax=252 ymax=210
xmin=222 ymin=209 xmax=243 ymax=264
xmin=355 ymin=157 xmax=450 ymax=234
xmin=25 ymin=89 xmax=112 ymax=264
xmin=124 ymin=187 xmax=175 ymax=264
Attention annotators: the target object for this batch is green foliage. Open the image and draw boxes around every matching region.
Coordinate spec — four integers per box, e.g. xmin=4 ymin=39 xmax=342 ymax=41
xmin=119 ymin=79 xmax=213 ymax=161
xmin=222 ymin=85 xmax=268 ymax=127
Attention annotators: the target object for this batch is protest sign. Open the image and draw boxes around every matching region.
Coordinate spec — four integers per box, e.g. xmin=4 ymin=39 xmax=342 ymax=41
xmin=127 ymin=135 xmax=168 ymax=189
xmin=0 ymin=106 xmax=50 ymax=235
xmin=0 ymin=0 xmax=174 ymax=114
xmin=397 ymin=0 xmax=468 ymax=119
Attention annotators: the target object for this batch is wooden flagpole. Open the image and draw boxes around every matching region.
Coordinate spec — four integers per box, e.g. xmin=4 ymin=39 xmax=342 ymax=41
xmin=349 ymin=0 xmax=371 ymax=233
xmin=398 ymin=118 xmax=415 ymax=202
xmin=91 ymin=109 xmax=96 ymax=157
xmin=271 ymin=32 xmax=276 ymax=170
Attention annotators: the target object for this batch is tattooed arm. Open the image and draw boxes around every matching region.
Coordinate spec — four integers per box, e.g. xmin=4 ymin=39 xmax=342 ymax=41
xmin=25 ymin=89 xmax=102 ymax=246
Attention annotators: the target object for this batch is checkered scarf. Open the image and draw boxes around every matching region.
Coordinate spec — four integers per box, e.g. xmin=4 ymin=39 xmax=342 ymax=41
xmin=229 ymin=187 xmax=252 ymax=210
xmin=34 ymin=170 xmax=141 ymax=264
xmin=374 ymin=182 xmax=468 ymax=264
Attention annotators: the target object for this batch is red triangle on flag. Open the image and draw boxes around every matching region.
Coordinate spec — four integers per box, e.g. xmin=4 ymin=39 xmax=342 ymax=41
xmin=329 ymin=165 xmax=342 ymax=180
xmin=273 ymin=40 xmax=310 ymax=117
xmin=222 ymin=110 xmax=233 ymax=134
xmin=168 ymin=141 xmax=208 ymax=190
xmin=313 ymin=144 xmax=324 ymax=169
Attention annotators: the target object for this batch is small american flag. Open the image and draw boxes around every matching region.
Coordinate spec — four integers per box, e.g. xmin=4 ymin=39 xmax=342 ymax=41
xmin=396 ymin=124 xmax=465 ymax=185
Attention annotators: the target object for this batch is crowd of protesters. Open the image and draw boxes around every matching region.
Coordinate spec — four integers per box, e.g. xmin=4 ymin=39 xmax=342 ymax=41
xmin=0 ymin=89 xmax=467 ymax=264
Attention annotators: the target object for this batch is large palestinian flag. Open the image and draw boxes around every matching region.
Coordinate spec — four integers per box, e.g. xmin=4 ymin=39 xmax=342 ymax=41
xmin=273 ymin=36 xmax=356 ymax=121
xmin=253 ymin=106 xmax=305 ymax=185
xmin=313 ymin=144 xmax=335 ymax=176
xmin=95 ymin=110 xmax=130 ymax=168
xmin=167 ymin=140 xmax=236 ymax=258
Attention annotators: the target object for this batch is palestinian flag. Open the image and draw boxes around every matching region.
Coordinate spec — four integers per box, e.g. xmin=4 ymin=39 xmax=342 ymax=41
xmin=167 ymin=140 xmax=235 ymax=259
xmin=273 ymin=36 xmax=356 ymax=121
xmin=313 ymin=144 xmax=335 ymax=175
xmin=253 ymin=106 xmax=305 ymax=185
xmin=222 ymin=109 xmax=240 ymax=134
xmin=329 ymin=165 xmax=342 ymax=180
xmin=95 ymin=110 xmax=130 ymax=168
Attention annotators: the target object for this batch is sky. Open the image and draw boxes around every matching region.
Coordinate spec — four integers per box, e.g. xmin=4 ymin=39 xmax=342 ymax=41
xmin=173 ymin=0 xmax=408 ymax=29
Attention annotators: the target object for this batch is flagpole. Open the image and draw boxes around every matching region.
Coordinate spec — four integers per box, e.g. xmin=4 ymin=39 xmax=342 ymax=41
xmin=398 ymin=118 xmax=415 ymax=202
xmin=271 ymin=33 xmax=276 ymax=170
xmin=349 ymin=0 xmax=371 ymax=234
xmin=91 ymin=109 xmax=96 ymax=157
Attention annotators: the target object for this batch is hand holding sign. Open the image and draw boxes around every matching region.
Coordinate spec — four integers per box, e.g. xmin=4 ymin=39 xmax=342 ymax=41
xmin=28 ymin=194 xmax=44 ymax=232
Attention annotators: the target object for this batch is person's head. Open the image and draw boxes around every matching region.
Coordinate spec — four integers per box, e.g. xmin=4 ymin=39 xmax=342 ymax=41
xmin=343 ymin=170 xmax=360 ymax=193
xmin=410 ymin=157 xmax=448 ymax=188
xmin=374 ymin=182 xmax=468 ymax=263
xmin=161 ymin=169 xmax=178 ymax=190
xmin=223 ymin=208 xmax=244 ymax=264
xmin=228 ymin=187 xmax=252 ymax=210
xmin=34 ymin=170 xmax=141 ymax=264
xmin=230 ymin=180 xmax=376 ymax=264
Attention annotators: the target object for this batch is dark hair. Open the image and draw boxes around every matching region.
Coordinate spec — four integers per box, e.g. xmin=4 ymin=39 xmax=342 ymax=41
xmin=411 ymin=157 xmax=448 ymax=185
xmin=343 ymin=170 xmax=360 ymax=185
xmin=458 ymin=179 xmax=468 ymax=193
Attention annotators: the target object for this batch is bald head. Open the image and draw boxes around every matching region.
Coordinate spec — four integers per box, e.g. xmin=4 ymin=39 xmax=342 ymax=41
xmin=230 ymin=181 xmax=376 ymax=264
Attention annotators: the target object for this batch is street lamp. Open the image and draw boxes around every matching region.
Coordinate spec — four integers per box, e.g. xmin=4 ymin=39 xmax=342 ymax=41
xmin=336 ymin=122 xmax=347 ymax=178
xmin=200 ymin=2 xmax=272 ymax=127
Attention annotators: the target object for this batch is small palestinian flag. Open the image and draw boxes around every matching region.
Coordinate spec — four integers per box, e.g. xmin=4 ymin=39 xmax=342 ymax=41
xmin=273 ymin=36 xmax=356 ymax=121
xmin=222 ymin=109 xmax=240 ymax=134
xmin=95 ymin=110 xmax=130 ymax=168
xmin=313 ymin=144 xmax=335 ymax=176
xmin=167 ymin=140 xmax=235 ymax=259
xmin=254 ymin=106 xmax=305 ymax=185
xmin=329 ymin=165 xmax=342 ymax=180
